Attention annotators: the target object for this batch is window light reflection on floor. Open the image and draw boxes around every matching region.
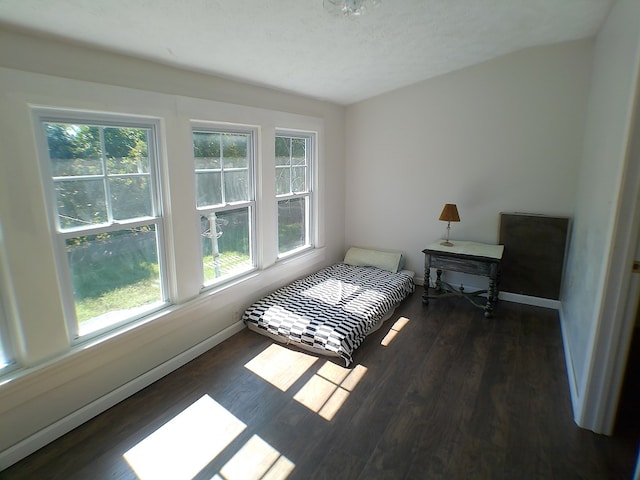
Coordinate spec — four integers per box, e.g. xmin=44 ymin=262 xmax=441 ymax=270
xmin=380 ymin=316 xmax=410 ymax=346
xmin=294 ymin=362 xmax=368 ymax=421
xmin=244 ymin=343 xmax=318 ymax=391
xmin=123 ymin=395 xmax=246 ymax=480
xmin=123 ymin=394 xmax=295 ymax=480
xmin=216 ymin=434 xmax=295 ymax=480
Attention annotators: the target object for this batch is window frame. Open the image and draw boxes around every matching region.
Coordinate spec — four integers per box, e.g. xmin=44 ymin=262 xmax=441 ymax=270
xmin=191 ymin=122 xmax=258 ymax=289
xmin=0 ymin=247 xmax=17 ymax=372
xmin=275 ymin=130 xmax=315 ymax=258
xmin=33 ymin=108 xmax=170 ymax=343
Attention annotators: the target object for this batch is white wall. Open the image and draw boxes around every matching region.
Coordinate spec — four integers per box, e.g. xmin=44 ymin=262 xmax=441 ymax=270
xmin=345 ymin=40 xmax=594 ymax=286
xmin=0 ymin=27 xmax=346 ymax=465
xmin=560 ymin=0 xmax=640 ymax=432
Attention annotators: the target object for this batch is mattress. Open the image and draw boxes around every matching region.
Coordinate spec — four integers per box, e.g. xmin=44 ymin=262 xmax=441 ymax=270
xmin=242 ymin=263 xmax=415 ymax=366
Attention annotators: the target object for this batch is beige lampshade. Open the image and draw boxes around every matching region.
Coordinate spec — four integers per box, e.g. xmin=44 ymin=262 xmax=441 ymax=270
xmin=439 ymin=204 xmax=460 ymax=222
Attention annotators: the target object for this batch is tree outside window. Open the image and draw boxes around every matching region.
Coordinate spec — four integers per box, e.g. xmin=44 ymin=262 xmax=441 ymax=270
xmin=39 ymin=117 xmax=168 ymax=339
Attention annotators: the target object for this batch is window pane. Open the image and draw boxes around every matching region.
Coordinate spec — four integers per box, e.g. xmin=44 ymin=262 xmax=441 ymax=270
xmin=291 ymin=138 xmax=306 ymax=165
xmin=224 ymin=170 xmax=249 ymax=203
xmin=196 ymin=172 xmax=222 ymax=207
xmin=275 ymin=155 xmax=290 ymax=167
xmin=0 ymin=297 xmax=11 ymax=370
xmin=104 ymin=128 xmax=150 ymax=173
xmin=193 ymin=131 xmax=223 ymax=206
xmin=55 ymin=179 xmax=107 ymax=228
xmin=111 ymin=176 xmax=152 ymax=220
xmin=275 ymin=136 xmax=290 ymax=162
xmin=195 ymin=156 xmax=221 ymax=170
xmin=193 ymin=132 xmax=221 ymax=157
xmin=107 ymin=155 xmax=150 ymax=174
xmin=224 ymin=156 xmax=248 ymax=169
xmin=201 ymin=208 xmax=252 ymax=284
xmin=67 ymin=225 xmax=164 ymax=336
xmin=276 ymin=167 xmax=290 ymax=195
xmin=0 ymin=340 xmax=7 ymax=370
xmin=48 ymin=123 xmax=156 ymax=228
xmin=278 ymin=198 xmax=307 ymax=254
xmin=45 ymin=123 xmax=103 ymax=176
xmin=222 ymin=134 xmax=248 ymax=163
xmin=292 ymin=166 xmax=307 ymax=193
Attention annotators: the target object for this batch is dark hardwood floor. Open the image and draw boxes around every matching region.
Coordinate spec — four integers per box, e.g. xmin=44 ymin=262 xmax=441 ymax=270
xmin=3 ymin=288 xmax=638 ymax=479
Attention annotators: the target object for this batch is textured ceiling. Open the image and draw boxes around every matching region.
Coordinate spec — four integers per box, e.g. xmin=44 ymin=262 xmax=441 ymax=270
xmin=0 ymin=0 xmax=614 ymax=105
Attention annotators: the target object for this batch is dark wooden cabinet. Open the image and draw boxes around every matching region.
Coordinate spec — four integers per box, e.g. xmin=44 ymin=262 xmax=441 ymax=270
xmin=498 ymin=213 xmax=570 ymax=300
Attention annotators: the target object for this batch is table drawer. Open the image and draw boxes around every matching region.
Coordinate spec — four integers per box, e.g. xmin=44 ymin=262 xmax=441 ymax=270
xmin=429 ymin=255 xmax=493 ymax=276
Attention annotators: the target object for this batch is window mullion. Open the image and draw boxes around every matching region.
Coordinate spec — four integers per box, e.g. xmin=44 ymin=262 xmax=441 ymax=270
xmin=289 ymin=137 xmax=294 ymax=194
xmin=58 ymin=217 xmax=160 ymax=240
xmin=220 ymin=135 xmax=226 ymax=203
xmin=277 ymin=192 xmax=307 ymax=201
xmin=99 ymin=126 xmax=114 ymax=224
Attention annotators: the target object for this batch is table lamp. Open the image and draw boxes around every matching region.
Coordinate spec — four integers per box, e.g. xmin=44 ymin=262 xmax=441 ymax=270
xmin=439 ymin=203 xmax=460 ymax=246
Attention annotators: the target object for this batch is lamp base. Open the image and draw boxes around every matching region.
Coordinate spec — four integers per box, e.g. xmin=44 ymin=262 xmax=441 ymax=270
xmin=440 ymin=241 xmax=454 ymax=246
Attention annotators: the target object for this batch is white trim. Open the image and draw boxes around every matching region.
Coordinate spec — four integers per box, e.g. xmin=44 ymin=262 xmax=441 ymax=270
xmin=498 ymin=292 xmax=561 ymax=310
xmin=578 ymin=40 xmax=640 ymax=434
xmin=559 ymin=303 xmax=581 ymax=421
xmin=0 ymin=320 xmax=245 ymax=470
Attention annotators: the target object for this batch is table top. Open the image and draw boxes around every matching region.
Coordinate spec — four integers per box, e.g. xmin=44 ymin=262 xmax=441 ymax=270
xmin=423 ymin=240 xmax=504 ymax=260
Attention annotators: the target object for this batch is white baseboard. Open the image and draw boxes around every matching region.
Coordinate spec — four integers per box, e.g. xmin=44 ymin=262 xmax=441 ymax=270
xmin=0 ymin=321 xmax=245 ymax=471
xmin=499 ymin=291 xmax=561 ymax=310
xmin=558 ymin=304 xmax=581 ymax=423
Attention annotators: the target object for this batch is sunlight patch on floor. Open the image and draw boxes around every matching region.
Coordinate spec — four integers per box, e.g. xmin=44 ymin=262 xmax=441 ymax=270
xmin=214 ymin=434 xmax=295 ymax=480
xmin=244 ymin=343 xmax=318 ymax=391
xmin=380 ymin=316 xmax=410 ymax=346
xmin=123 ymin=395 xmax=246 ymax=480
xmin=294 ymin=363 xmax=368 ymax=420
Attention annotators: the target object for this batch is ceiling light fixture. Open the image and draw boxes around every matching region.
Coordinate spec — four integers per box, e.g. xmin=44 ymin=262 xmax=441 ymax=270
xmin=323 ymin=0 xmax=380 ymax=16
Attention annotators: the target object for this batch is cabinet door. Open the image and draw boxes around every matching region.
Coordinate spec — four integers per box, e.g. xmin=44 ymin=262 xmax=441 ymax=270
xmin=499 ymin=213 xmax=569 ymax=299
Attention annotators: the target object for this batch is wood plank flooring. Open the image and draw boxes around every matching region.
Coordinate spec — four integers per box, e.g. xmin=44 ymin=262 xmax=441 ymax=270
xmin=3 ymin=288 xmax=638 ymax=479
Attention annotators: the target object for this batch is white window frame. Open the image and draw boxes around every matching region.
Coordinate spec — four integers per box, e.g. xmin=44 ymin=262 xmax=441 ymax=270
xmin=192 ymin=122 xmax=258 ymax=289
xmin=275 ymin=130 xmax=315 ymax=258
xmin=33 ymin=108 xmax=170 ymax=343
xmin=0 ymin=276 xmax=16 ymax=372
xmin=0 ymin=222 xmax=15 ymax=371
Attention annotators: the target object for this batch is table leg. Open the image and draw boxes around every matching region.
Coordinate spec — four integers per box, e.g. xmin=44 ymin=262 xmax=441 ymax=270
xmin=422 ymin=262 xmax=431 ymax=304
xmin=485 ymin=276 xmax=496 ymax=318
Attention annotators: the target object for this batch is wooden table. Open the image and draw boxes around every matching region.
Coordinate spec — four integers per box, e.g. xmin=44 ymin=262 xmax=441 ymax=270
xmin=422 ymin=240 xmax=504 ymax=317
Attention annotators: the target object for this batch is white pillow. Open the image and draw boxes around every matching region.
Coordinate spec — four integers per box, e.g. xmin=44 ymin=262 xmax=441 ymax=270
xmin=343 ymin=247 xmax=403 ymax=273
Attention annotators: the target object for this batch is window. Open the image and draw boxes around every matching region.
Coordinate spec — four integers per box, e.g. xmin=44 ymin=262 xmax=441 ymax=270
xmin=275 ymin=132 xmax=314 ymax=256
xmin=193 ymin=127 xmax=256 ymax=286
xmin=0 ymin=297 xmax=12 ymax=371
xmin=36 ymin=114 xmax=169 ymax=339
xmin=0 ymin=228 xmax=14 ymax=371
